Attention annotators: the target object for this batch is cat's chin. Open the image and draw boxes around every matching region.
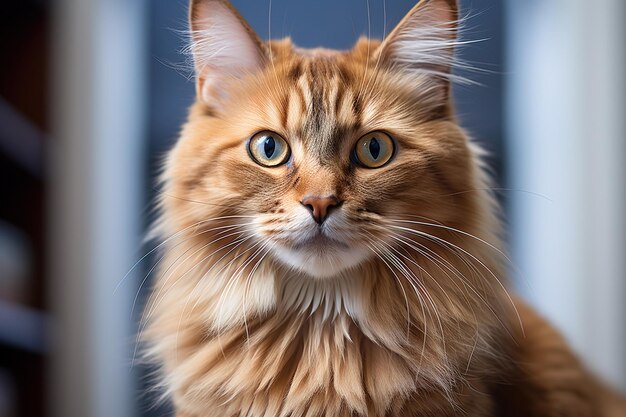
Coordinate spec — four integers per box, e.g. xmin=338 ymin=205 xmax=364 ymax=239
xmin=272 ymin=242 xmax=370 ymax=279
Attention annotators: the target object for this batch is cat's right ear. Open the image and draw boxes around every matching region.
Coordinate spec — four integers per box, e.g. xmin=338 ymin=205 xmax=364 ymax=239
xmin=189 ymin=0 xmax=266 ymax=106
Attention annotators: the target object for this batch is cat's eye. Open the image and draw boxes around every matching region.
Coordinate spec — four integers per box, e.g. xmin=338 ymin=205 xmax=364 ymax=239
xmin=248 ymin=131 xmax=290 ymax=167
xmin=353 ymin=132 xmax=395 ymax=168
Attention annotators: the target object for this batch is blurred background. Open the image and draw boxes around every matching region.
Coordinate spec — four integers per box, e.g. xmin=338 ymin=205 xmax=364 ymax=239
xmin=0 ymin=0 xmax=624 ymax=416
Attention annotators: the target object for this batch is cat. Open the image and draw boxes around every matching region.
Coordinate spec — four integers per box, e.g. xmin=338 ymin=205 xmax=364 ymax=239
xmin=143 ymin=0 xmax=626 ymax=416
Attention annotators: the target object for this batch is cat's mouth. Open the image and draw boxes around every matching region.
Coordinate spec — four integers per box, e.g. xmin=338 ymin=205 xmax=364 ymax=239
xmin=271 ymin=229 xmax=370 ymax=278
xmin=290 ymin=232 xmax=350 ymax=251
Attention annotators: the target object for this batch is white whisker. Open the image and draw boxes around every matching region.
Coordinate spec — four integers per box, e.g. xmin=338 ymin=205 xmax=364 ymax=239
xmin=391 ymin=224 xmax=524 ymax=337
xmin=365 ymin=240 xmax=412 ymax=341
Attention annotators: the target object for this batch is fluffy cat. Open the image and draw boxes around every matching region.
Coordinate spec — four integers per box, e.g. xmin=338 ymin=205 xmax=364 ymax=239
xmin=143 ymin=0 xmax=626 ymax=416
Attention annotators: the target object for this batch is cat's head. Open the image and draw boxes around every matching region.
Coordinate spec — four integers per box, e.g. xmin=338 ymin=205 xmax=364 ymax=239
xmin=162 ymin=0 xmax=490 ymax=280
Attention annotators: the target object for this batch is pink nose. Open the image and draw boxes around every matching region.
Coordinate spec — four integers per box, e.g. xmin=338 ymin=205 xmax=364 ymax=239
xmin=300 ymin=195 xmax=341 ymax=225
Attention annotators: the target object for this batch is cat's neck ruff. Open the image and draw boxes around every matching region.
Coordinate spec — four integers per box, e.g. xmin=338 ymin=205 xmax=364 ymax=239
xmin=146 ymin=248 xmax=505 ymax=416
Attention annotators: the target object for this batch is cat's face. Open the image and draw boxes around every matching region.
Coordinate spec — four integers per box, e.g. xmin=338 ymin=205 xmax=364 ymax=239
xmin=164 ymin=0 xmax=482 ymax=279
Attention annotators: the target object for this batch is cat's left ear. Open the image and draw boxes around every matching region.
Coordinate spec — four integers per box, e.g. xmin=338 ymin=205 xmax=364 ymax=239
xmin=377 ymin=0 xmax=459 ymax=95
xmin=189 ymin=0 xmax=266 ymax=106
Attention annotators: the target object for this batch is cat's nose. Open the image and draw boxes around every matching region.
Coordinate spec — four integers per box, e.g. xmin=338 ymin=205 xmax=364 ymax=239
xmin=300 ymin=195 xmax=342 ymax=225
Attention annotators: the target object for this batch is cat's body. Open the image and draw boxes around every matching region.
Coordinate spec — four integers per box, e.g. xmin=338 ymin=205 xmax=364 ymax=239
xmin=144 ymin=1 xmax=626 ymax=416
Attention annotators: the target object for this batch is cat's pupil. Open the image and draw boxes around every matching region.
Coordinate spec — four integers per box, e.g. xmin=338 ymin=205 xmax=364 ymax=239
xmin=369 ymin=138 xmax=380 ymax=160
xmin=264 ymin=136 xmax=276 ymax=158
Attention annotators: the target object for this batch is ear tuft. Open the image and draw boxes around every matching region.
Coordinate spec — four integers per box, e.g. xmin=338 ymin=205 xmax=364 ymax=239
xmin=189 ymin=0 xmax=265 ymax=106
xmin=378 ymin=0 xmax=461 ymax=81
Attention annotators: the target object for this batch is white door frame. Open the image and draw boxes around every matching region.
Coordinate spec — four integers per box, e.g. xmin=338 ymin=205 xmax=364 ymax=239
xmin=49 ymin=0 xmax=147 ymax=416
xmin=506 ymin=0 xmax=626 ymax=389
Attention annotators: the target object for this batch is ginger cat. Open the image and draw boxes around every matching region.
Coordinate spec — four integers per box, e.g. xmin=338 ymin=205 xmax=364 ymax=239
xmin=144 ymin=0 xmax=626 ymax=415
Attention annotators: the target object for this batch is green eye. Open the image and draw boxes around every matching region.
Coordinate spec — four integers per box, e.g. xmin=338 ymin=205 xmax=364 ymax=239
xmin=248 ymin=131 xmax=290 ymax=167
xmin=354 ymin=132 xmax=395 ymax=168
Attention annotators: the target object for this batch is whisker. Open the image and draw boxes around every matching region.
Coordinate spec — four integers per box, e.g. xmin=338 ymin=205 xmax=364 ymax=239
xmin=389 ymin=232 xmax=512 ymax=336
xmin=212 ymin=238 xmax=268 ymax=354
xmin=156 ymin=189 xmax=253 ymax=211
xmin=212 ymin=239 xmax=267 ymax=327
xmin=133 ymin=229 xmax=253 ymax=368
xmin=135 ymin=229 xmax=252 ymax=342
xmin=175 ymin=238 xmax=270 ymax=359
xmin=116 ymin=218 xmax=220 ymax=295
xmin=365 ymin=240 xmax=412 ymax=341
xmin=437 ymin=187 xmax=553 ymax=202
xmin=390 ymin=232 xmax=484 ymax=306
xmin=158 ymin=233 xmax=256 ymax=362
xmin=393 ymin=217 xmax=512 ymax=265
xmin=369 ymin=240 xmax=429 ymax=373
xmin=391 ymin=225 xmax=524 ymax=337
xmin=388 ymin=236 xmax=462 ymax=316
xmin=148 ymin=230 xmax=253 ymax=321
xmin=241 ymin=240 xmax=274 ymax=343
xmin=135 ymin=223 xmax=253 ymax=321
xmin=357 ymin=0 xmax=372 ymax=96
xmin=398 ymin=214 xmax=530 ymax=291
xmin=380 ymin=242 xmax=447 ymax=360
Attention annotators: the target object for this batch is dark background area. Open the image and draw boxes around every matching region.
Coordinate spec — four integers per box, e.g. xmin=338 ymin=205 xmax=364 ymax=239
xmin=0 ymin=2 xmax=49 ymax=417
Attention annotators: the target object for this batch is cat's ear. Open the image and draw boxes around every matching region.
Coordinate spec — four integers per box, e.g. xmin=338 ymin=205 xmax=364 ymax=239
xmin=377 ymin=0 xmax=459 ymax=93
xmin=189 ymin=0 xmax=266 ymax=105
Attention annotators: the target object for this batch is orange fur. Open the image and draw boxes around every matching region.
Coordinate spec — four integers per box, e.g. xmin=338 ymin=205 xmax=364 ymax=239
xmin=143 ymin=1 xmax=626 ymax=416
